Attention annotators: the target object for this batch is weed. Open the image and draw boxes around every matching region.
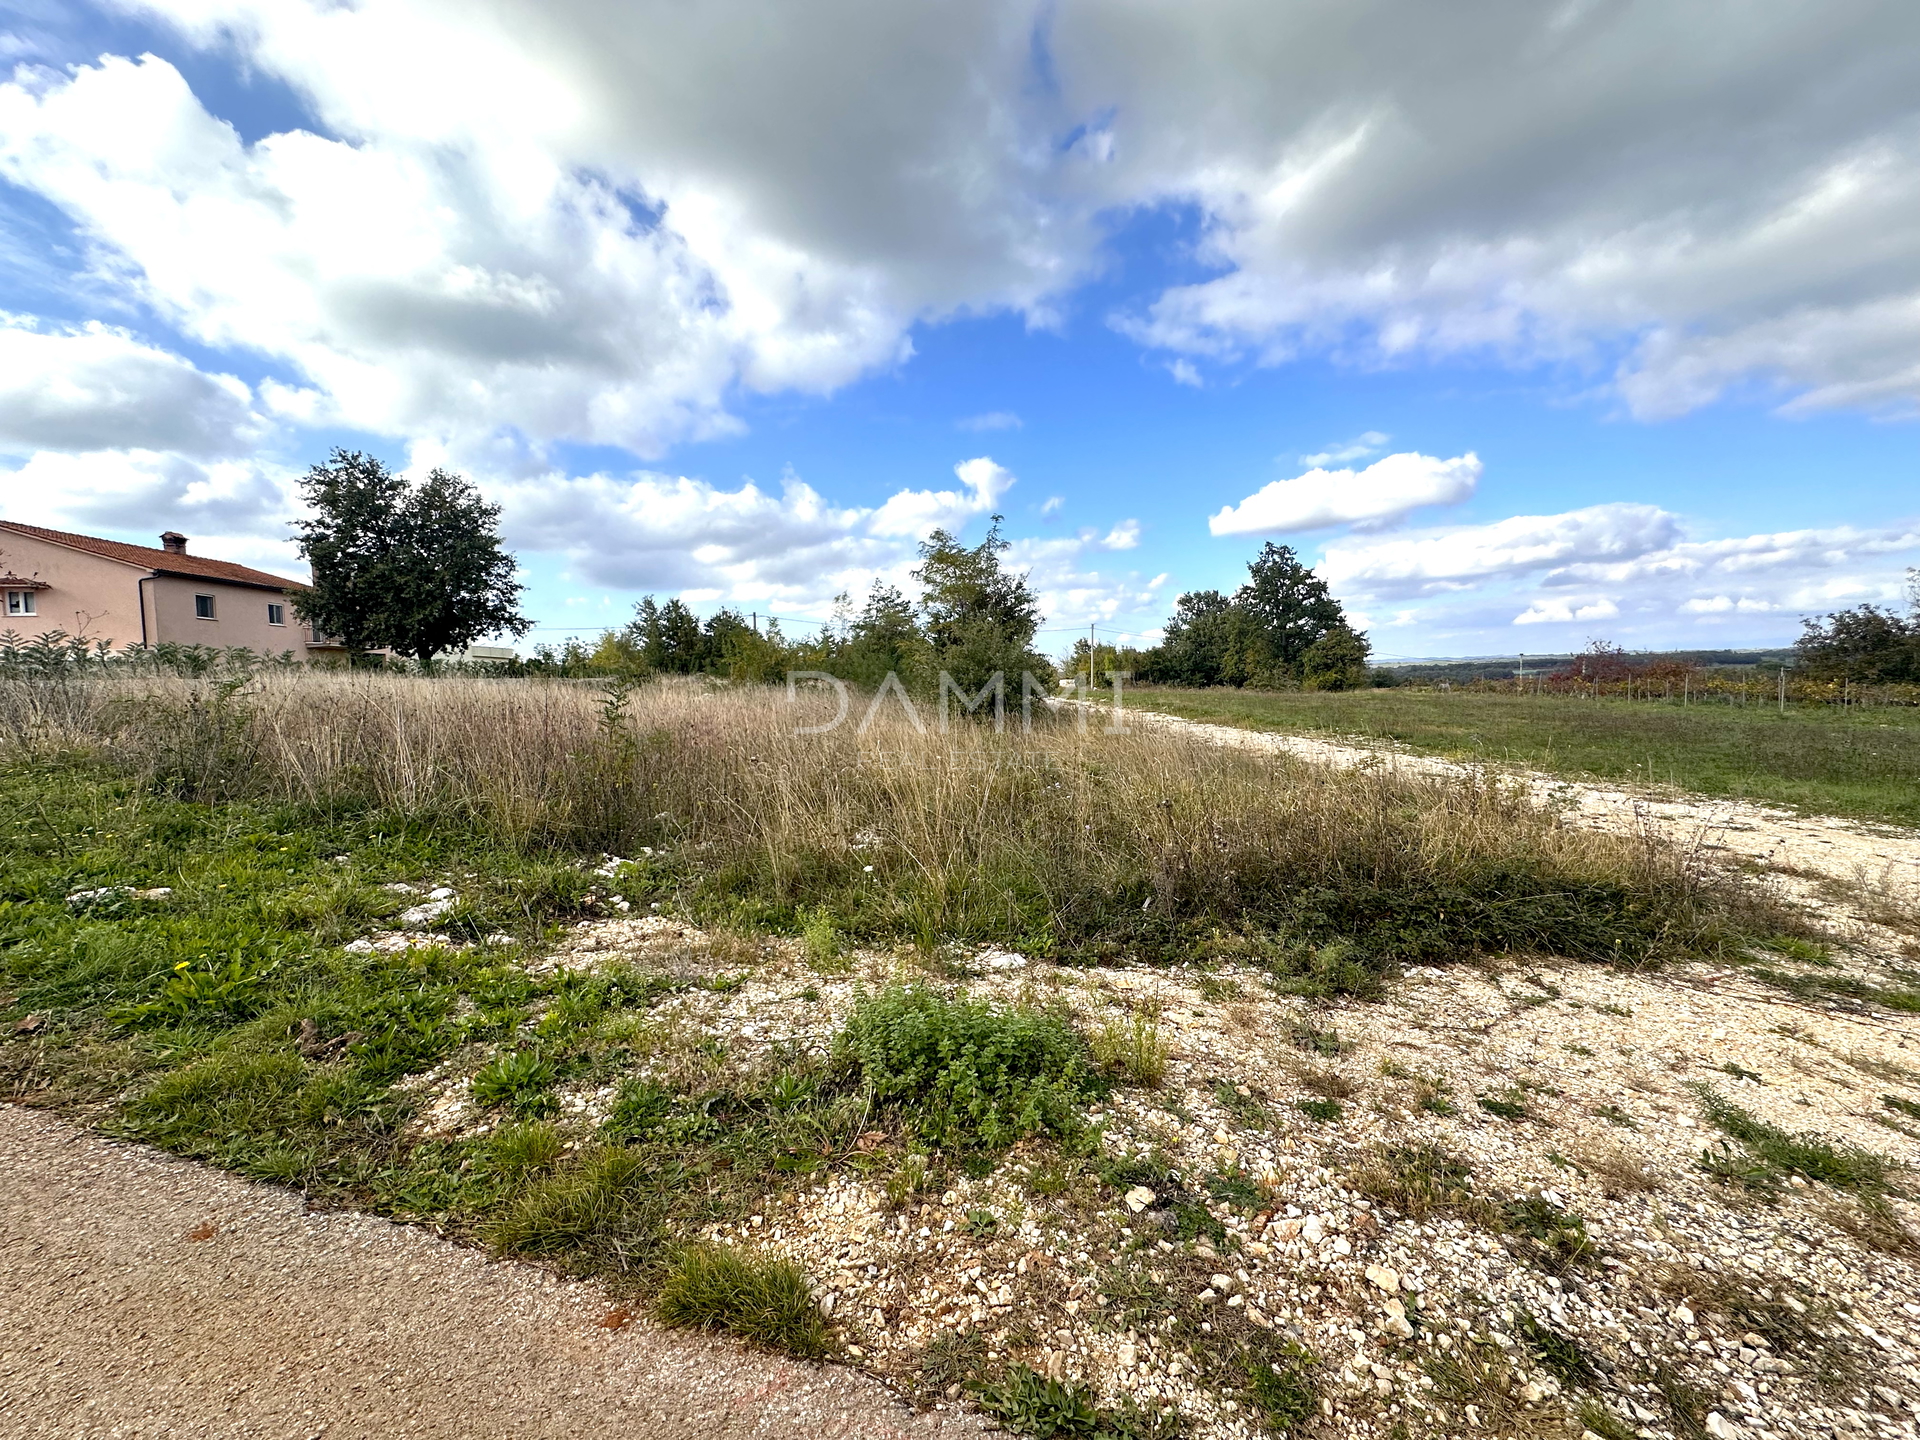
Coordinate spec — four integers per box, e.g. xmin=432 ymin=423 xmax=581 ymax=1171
xmin=1204 ymin=1167 xmax=1265 ymax=1212
xmin=655 ymin=1243 xmax=832 ymax=1358
xmin=918 ymin=1331 xmax=985 ymax=1398
xmin=1296 ymin=1098 xmax=1341 ymax=1123
xmin=1721 ymin=1061 xmax=1765 ymax=1084
xmin=1640 ymin=1259 xmax=1861 ymax=1392
xmin=887 ymin=1152 xmax=935 ymax=1208
xmin=1596 ymin=1003 xmax=1632 ymax=1018
xmin=1690 ymin=1084 xmax=1893 ymax=1195
xmin=974 ymin=1366 xmax=1179 ymax=1440
xmin=800 ymin=908 xmax=847 ymax=972
xmin=838 ymin=985 xmax=1095 ymax=1150
xmin=471 ymin=1049 xmax=557 ymax=1113
xmin=112 ymin=952 xmax=274 ymax=1027
xmin=1421 ymin=1337 xmax=1563 ymax=1439
xmin=1243 ymin=1342 xmax=1317 ymax=1433
xmin=1476 ymin=1091 xmax=1531 ymax=1121
xmin=602 ymin=1077 xmax=676 ymax=1143
xmin=1652 ymin=1363 xmax=1713 ymax=1439
xmin=484 ymin=1145 xmax=670 ymax=1272
xmin=1513 ymin=1307 xmax=1598 ymax=1388
xmin=1566 ymin=1139 xmax=1661 ymax=1196
xmin=1090 ymin=1011 xmax=1169 ymax=1087
xmin=1210 ymin=1078 xmax=1270 ymax=1128
xmin=483 ymin=1121 xmax=566 ymax=1183
xmin=1817 ymin=1195 xmax=1920 ymax=1258
xmin=1195 ymin=973 xmax=1242 ymax=1003
xmin=1287 ymin=1061 xmax=1355 ymax=1101
xmin=1594 ymin=1103 xmax=1638 ymax=1129
xmin=965 ymin=1208 xmax=999 ymax=1237
xmin=1349 ymin=1143 xmax=1482 ymax=1221
xmin=1883 ymin=1093 xmax=1920 ymax=1121
xmin=1286 ymin=1020 xmax=1348 ymax=1056
xmin=1499 ymin=1195 xmax=1599 ymax=1274
xmin=1575 ymin=1398 xmax=1640 ymax=1440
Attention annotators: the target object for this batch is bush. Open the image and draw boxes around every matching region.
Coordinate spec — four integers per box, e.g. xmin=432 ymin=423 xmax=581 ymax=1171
xmin=837 ymin=985 xmax=1095 ymax=1150
xmin=1089 ymin=1011 xmax=1168 ymax=1086
xmin=655 ymin=1243 xmax=831 ymax=1357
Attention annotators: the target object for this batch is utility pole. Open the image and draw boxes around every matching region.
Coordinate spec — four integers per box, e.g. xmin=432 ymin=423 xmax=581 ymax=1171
xmin=1087 ymin=621 xmax=1095 ymax=694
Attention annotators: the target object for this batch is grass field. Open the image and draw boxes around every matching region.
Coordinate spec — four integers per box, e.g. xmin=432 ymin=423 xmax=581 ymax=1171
xmin=1113 ymin=687 xmax=1920 ymax=828
xmin=0 ymin=669 xmax=1848 ymax=1380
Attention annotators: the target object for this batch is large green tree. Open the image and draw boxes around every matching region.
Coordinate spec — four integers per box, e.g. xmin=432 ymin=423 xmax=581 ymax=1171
xmin=1142 ymin=542 xmax=1367 ymax=688
xmin=912 ymin=517 xmax=1052 ymax=695
xmin=293 ymin=450 xmax=530 ymax=665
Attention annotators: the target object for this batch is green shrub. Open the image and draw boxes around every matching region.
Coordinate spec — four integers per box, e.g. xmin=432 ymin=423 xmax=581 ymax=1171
xmin=837 ymin=985 xmax=1095 ymax=1150
xmin=655 ymin=1243 xmax=831 ymax=1357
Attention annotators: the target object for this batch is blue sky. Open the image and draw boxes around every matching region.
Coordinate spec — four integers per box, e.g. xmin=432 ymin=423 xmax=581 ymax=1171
xmin=2 ymin=0 xmax=1917 ymax=662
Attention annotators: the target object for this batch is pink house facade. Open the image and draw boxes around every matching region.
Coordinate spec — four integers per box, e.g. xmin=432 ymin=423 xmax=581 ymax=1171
xmin=0 ymin=520 xmax=343 ymax=660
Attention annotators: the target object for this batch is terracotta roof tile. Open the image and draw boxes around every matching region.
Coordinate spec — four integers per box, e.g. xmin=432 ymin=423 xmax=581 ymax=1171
xmin=0 ymin=521 xmax=306 ymax=592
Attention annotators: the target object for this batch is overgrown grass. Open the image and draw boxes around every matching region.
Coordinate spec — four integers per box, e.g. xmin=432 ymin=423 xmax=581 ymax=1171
xmin=1113 ymin=685 xmax=1920 ymax=826
xmin=4 ymin=670 xmax=1801 ymax=994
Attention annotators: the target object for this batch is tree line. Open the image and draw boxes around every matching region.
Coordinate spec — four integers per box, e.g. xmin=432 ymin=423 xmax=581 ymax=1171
xmin=1794 ymin=570 xmax=1920 ymax=683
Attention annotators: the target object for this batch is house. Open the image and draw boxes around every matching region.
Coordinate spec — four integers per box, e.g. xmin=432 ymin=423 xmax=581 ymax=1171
xmin=0 ymin=520 xmax=343 ymax=660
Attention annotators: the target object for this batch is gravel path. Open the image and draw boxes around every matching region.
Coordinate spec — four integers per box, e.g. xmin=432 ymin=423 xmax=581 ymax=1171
xmin=1112 ymin=704 xmax=1920 ymax=903
xmin=0 ymin=1104 xmax=983 ymax=1440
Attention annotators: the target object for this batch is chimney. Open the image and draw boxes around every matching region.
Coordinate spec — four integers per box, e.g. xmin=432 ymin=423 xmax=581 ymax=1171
xmin=160 ymin=532 xmax=188 ymax=555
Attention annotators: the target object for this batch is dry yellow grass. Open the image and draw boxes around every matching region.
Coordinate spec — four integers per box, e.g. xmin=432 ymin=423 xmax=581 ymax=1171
xmin=3 ymin=669 xmax=1788 ymax=979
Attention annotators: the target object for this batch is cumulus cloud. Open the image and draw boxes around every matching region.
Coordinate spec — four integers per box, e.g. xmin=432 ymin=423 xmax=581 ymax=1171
xmin=1319 ymin=504 xmax=1920 ymax=645
xmin=1210 ymin=451 xmax=1479 ymax=536
xmin=1299 ymin=431 xmax=1389 ymax=468
xmin=0 ymin=448 xmax=303 ymax=573
xmin=0 ymin=0 xmax=1916 ymax=462
xmin=0 ymin=321 xmax=261 ymax=456
xmin=493 ymin=453 xmax=1152 ymax=620
xmin=1319 ymin=504 xmax=1683 ymax=598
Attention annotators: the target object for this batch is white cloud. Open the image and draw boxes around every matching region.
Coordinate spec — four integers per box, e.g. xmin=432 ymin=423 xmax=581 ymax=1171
xmin=1098 ymin=519 xmax=1141 ymax=550
xmin=1319 ymin=504 xmax=1682 ymax=598
xmin=957 ymin=410 xmax=1023 ymax=432
xmin=1299 ymin=431 xmax=1389 ymax=468
xmin=867 ymin=456 xmax=1014 ymax=538
xmin=0 ymin=0 xmax=1912 ymax=450
xmin=1321 ymin=504 xmax=1920 ymax=649
xmin=1167 ymin=358 xmax=1203 ymax=387
xmin=495 ymin=453 xmax=1151 ymax=621
xmin=1209 ymin=451 xmax=1480 ymax=536
xmin=0 ymin=320 xmax=261 ymax=456
xmin=1513 ymin=596 xmax=1619 ymax=626
xmin=0 ymin=448 xmax=303 ymax=573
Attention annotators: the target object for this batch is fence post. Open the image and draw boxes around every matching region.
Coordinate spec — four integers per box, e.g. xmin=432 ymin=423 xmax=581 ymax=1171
xmin=1777 ymin=666 xmax=1786 ymax=715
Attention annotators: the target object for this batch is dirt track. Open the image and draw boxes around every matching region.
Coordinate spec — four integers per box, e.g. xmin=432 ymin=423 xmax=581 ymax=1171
xmin=0 ymin=1105 xmax=983 ymax=1440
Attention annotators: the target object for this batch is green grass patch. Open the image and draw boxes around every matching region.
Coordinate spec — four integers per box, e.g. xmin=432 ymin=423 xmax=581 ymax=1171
xmin=837 ymin=984 xmax=1097 ymax=1150
xmin=1691 ymin=1085 xmax=1896 ymax=1195
xmin=656 ymin=1243 xmax=833 ymax=1357
xmin=1115 ymin=685 xmax=1920 ymax=827
xmin=974 ymin=1366 xmax=1180 ymax=1440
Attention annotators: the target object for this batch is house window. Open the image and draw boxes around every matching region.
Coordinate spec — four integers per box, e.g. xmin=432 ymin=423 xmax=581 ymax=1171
xmin=267 ymin=602 xmax=286 ymax=626
xmin=194 ymin=594 xmax=216 ymax=620
xmin=4 ymin=590 xmax=34 ymax=617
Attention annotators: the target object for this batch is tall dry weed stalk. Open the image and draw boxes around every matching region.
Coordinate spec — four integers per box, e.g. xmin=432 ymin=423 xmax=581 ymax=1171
xmin=0 ymin=669 xmax=1784 ymax=974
